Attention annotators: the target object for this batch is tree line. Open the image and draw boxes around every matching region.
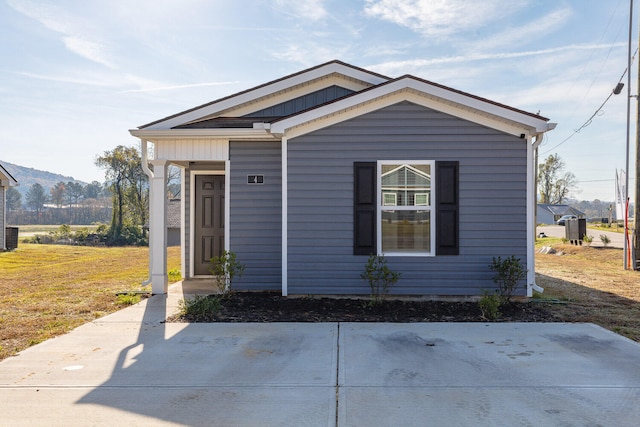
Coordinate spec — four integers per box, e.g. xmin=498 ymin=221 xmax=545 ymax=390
xmin=5 ymin=146 xmax=592 ymax=246
xmin=6 ymin=181 xmax=111 ymax=226
xmin=6 ymin=145 xmax=152 ymax=246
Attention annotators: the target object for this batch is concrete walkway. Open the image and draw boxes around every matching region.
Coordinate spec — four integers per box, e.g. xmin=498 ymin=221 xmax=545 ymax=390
xmin=1 ymin=282 xmax=639 ymax=426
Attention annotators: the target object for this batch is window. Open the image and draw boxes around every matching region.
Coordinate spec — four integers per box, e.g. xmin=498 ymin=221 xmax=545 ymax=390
xmin=378 ymin=161 xmax=435 ymax=256
xmin=353 ymin=161 xmax=458 ymax=257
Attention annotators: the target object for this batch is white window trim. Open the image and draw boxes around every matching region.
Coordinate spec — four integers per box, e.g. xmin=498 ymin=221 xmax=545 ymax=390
xmin=415 ymin=193 xmax=429 ymax=206
xmin=377 ymin=160 xmax=436 ymax=257
xmin=383 ymin=192 xmax=397 ymax=206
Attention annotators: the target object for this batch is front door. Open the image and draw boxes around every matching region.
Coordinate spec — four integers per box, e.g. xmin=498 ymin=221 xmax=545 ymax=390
xmin=194 ymin=175 xmax=225 ymax=275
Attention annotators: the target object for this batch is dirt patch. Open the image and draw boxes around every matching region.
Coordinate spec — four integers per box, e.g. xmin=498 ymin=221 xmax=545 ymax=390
xmin=535 ymin=245 xmax=640 ymax=342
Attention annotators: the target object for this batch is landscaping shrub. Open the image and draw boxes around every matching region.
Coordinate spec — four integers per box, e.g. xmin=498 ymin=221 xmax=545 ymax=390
xmin=360 ymin=254 xmax=401 ymax=305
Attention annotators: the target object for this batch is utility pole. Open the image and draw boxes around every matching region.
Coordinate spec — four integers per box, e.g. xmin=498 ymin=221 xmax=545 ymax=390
xmin=625 ymin=0 xmax=633 ymax=269
xmin=635 ymin=0 xmax=640 ymax=270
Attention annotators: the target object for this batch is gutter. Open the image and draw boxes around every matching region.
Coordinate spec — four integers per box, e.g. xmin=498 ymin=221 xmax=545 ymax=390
xmin=529 ymin=131 xmax=552 ymax=295
xmin=140 ymin=138 xmax=153 ymax=286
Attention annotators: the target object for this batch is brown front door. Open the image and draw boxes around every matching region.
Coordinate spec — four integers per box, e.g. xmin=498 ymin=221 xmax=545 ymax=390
xmin=194 ymin=175 xmax=225 ymax=275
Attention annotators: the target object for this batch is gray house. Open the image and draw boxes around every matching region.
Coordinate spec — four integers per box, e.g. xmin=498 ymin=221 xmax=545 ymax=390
xmin=0 ymin=163 xmax=18 ymax=250
xmin=537 ymin=204 xmax=586 ymax=225
xmin=130 ymin=60 xmax=555 ymax=297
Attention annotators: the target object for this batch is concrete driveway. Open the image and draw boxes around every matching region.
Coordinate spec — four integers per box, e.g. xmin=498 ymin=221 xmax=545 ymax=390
xmin=1 ymin=283 xmax=639 ymax=426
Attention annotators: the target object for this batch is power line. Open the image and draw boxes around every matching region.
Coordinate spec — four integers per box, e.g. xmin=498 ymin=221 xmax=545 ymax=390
xmin=540 ymin=47 xmax=638 ymax=155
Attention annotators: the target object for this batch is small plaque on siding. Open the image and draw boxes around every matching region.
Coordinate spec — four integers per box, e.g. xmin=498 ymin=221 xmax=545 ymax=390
xmin=247 ymin=175 xmax=264 ymax=184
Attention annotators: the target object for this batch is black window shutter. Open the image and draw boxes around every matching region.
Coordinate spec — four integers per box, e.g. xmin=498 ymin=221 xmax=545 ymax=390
xmin=436 ymin=161 xmax=459 ymax=255
xmin=354 ymin=162 xmax=377 ymax=255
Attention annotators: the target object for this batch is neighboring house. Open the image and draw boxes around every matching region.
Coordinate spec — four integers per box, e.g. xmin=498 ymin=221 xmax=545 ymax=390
xmin=167 ymin=199 xmax=181 ymax=246
xmin=130 ymin=60 xmax=555 ymax=297
xmin=537 ymin=204 xmax=586 ymax=225
xmin=0 ymin=163 xmax=18 ymax=250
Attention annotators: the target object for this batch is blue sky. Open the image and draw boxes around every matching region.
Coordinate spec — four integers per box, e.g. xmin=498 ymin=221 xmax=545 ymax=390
xmin=0 ymin=0 xmax=636 ymax=202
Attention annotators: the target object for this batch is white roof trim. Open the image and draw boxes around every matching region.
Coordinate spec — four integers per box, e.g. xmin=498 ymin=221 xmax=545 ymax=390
xmin=142 ymin=62 xmax=389 ymax=131
xmin=129 ymin=128 xmax=276 ymax=141
xmin=271 ymin=77 xmax=552 ymax=139
xmin=0 ymin=164 xmax=17 ymax=186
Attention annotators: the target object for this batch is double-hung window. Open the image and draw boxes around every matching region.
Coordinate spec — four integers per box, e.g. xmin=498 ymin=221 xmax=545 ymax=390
xmin=378 ymin=161 xmax=435 ymax=256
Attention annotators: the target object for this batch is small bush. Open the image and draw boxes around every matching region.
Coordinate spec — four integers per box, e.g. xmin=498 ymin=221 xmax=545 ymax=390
xmin=600 ymin=234 xmax=611 ymax=247
xmin=168 ymin=267 xmax=182 ymax=282
xmin=489 ymin=255 xmax=527 ymax=304
xmin=582 ymin=235 xmax=593 ymax=246
xmin=210 ymin=251 xmax=245 ymax=295
xmin=116 ymin=293 xmax=141 ymax=305
xmin=178 ymin=295 xmax=221 ymax=319
xmin=360 ymin=254 xmax=401 ymax=305
xmin=479 ymin=290 xmax=501 ymax=320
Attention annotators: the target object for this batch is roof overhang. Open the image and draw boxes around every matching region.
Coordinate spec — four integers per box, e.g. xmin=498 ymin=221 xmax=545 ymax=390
xmin=0 ymin=164 xmax=17 ymax=187
xmin=129 ymin=128 xmax=277 ymax=141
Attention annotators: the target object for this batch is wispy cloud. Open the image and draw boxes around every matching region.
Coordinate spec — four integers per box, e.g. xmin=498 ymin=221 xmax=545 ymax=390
xmin=471 ymin=7 xmax=573 ymax=51
xmin=120 ymin=81 xmax=239 ymax=94
xmin=17 ymin=71 xmax=117 ymax=87
xmin=364 ymin=0 xmax=528 ymax=37
xmin=272 ymin=41 xmax=353 ymax=67
xmin=274 ymin=0 xmax=328 ymax=21
xmin=7 ymin=0 xmax=115 ymax=68
xmin=369 ymin=43 xmax=627 ymax=76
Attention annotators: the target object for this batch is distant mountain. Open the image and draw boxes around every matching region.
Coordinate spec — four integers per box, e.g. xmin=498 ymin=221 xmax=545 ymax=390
xmin=0 ymin=160 xmax=88 ymax=198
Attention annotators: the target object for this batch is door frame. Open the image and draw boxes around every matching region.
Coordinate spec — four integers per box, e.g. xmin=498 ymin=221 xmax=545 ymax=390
xmin=189 ymin=162 xmax=230 ymax=278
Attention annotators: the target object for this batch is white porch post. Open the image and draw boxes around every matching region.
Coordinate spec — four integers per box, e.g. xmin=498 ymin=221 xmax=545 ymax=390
xmin=149 ymin=159 xmax=168 ymax=294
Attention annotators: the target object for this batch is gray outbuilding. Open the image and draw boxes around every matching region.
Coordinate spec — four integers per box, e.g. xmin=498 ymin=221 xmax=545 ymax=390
xmin=0 ymin=163 xmax=18 ymax=250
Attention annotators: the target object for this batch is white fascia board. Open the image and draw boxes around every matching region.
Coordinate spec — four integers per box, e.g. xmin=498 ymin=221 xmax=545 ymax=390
xmin=271 ymin=77 xmax=552 ymax=139
xmin=130 ymin=128 xmax=276 ymax=141
xmin=404 ymin=79 xmax=551 ymax=133
xmin=0 ymin=166 xmax=17 ymax=186
xmin=142 ymin=63 xmax=389 ymax=130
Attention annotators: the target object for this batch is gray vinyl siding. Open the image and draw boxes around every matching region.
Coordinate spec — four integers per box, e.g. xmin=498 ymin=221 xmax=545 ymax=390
xmin=287 ymin=101 xmax=528 ymax=296
xmin=230 ymin=141 xmax=282 ymax=290
xmin=245 ymin=86 xmax=354 ymax=118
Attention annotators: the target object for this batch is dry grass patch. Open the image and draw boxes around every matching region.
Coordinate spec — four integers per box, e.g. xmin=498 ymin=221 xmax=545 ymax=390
xmin=0 ymin=244 xmax=180 ymax=360
xmin=535 ymin=244 xmax=640 ymax=342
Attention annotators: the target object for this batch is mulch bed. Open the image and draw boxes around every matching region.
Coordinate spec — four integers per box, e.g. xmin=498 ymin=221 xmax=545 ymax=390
xmin=170 ymin=291 xmax=553 ymax=323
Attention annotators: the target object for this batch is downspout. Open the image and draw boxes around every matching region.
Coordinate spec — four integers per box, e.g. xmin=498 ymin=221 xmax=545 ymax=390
xmin=530 ymin=133 xmax=546 ymax=294
xmin=140 ymin=139 xmax=153 ymax=286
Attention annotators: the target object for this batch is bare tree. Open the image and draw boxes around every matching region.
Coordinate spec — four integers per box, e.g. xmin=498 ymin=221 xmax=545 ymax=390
xmin=538 ymin=154 xmax=576 ymax=204
xmin=95 ymin=145 xmax=148 ymax=245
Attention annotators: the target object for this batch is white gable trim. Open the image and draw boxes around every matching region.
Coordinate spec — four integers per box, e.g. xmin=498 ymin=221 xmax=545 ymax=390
xmin=270 ymin=78 xmax=551 ymax=139
xmin=0 ymin=165 xmax=17 ymax=187
xmin=142 ymin=62 xmax=389 ymax=130
xmin=204 ymin=74 xmax=373 ymax=120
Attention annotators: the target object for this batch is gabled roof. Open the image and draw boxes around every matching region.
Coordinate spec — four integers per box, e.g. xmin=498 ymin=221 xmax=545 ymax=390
xmin=537 ymin=204 xmax=585 ymax=217
xmin=140 ymin=60 xmax=390 ymax=130
xmin=132 ymin=60 xmax=555 ymax=140
xmin=0 ymin=163 xmax=18 ymax=186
